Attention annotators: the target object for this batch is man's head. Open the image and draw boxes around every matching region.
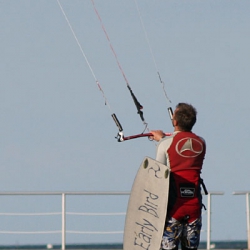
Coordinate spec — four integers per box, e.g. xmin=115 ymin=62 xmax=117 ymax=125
xmin=173 ymin=103 xmax=197 ymax=131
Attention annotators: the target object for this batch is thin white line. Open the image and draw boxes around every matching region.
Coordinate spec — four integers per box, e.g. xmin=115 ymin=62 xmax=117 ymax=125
xmin=56 ymin=0 xmax=97 ymax=81
xmin=0 ymin=231 xmax=61 ymax=234
xmin=134 ymin=0 xmax=171 ymax=103
xmin=134 ymin=0 xmax=158 ymax=72
xmin=56 ymin=0 xmax=112 ymax=111
xmin=66 ymin=212 xmax=126 ymax=216
xmin=0 ymin=212 xmax=61 ymax=216
xmin=67 ymin=231 xmax=124 ymax=234
xmin=0 ymin=230 xmax=124 ymax=235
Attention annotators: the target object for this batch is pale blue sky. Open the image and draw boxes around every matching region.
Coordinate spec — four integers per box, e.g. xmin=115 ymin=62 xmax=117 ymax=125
xmin=0 ymin=0 xmax=250 ymax=246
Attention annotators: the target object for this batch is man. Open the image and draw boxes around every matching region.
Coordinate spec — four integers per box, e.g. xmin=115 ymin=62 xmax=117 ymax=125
xmin=150 ymin=103 xmax=206 ymax=250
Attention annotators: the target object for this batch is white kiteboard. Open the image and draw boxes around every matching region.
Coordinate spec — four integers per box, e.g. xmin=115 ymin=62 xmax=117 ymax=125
xmin=123 ymin=157 xmax=170 ymax=250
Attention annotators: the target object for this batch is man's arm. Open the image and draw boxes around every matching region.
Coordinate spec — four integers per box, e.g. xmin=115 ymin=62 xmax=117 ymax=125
xmin=155 ymin=137 xmax=173 ymax=165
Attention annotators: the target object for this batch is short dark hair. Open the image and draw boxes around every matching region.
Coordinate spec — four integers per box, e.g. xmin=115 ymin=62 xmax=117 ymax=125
xmin=175 ymin=103 xmax=197 ymax=131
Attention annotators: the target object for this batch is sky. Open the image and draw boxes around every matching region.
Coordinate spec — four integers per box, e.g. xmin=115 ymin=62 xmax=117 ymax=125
xmin=0 ymin=0 xmax=250 ymax=246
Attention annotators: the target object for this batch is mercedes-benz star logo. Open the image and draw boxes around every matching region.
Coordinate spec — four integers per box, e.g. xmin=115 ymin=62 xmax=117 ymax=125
xmin=175 ymin=137 xmax=203 ymax=158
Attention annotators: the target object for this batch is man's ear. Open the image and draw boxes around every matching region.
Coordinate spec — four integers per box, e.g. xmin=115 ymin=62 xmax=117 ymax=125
xmin=173 ymin=119 xmax=178 ymax=126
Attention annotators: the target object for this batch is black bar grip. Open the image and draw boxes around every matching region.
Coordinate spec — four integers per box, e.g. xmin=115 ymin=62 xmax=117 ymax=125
xmin=111 ymin=113 xmax=123 ymax=132
xmin=168 ymin=107 xmax=173 ymax=120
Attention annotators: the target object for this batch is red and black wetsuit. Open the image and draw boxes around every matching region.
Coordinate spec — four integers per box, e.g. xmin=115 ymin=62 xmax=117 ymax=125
xmin=156 ymin=131 xmax=206 ymax=222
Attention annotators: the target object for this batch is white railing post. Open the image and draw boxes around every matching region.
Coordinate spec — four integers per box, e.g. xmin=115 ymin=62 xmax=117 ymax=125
xmin=247 ymin=193 xmax=250 ymax=250
xmin=207 ymin=193 xmax=211 ymax=250
xmin=62 ymin=193 xmax=66 ymax=250
xmin=206 ymin=192 xmax=224 ymax=250
xmin=233 ymin=191 xmax=250 ymax=249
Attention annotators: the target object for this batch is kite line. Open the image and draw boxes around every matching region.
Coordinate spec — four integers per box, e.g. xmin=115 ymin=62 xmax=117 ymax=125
xmin=56 ymin=0 xmax=172 ymax=141
xmin=134 ymin=0 xmax=173 ymax=122
xmin=56 ymin=0 xmax=126 ymax=138
xmin=56 ymin=0 xmax=111 ymax=112
xmin=134 ymin=0 xmax=172 ymax=105
xmin=90 ymin=0 xmax=148 ymax=131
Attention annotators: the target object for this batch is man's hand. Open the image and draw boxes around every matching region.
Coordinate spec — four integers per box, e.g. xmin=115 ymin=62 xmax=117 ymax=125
xmin=150 ymin=130 xmax=165 ymax=142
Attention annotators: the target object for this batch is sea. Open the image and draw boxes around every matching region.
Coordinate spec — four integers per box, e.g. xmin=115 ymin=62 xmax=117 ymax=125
xmin=0 ymin=241 xmax=248 ymax=250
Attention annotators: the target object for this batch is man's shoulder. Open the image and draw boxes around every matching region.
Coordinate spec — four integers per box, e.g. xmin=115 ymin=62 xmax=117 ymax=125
xmin=174 ymin=131 xmax=206 ymax=144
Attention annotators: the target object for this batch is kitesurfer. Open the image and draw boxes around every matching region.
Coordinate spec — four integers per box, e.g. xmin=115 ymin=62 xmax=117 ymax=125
xmin=150 ymin=103 xmax=206 ymax=250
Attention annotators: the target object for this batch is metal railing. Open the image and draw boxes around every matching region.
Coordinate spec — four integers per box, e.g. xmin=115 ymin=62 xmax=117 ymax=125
xmin=233 ymin=191 xmax=250 ymax=250
xmin=0 ymin=191 xmax=224 ymax=250
xmin=206 ymin=192 xmax=224 ymax=250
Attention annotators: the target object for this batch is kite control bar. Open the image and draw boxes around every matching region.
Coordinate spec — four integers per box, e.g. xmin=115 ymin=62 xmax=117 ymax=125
xmin=116 ymin=131 xmax=172 ymax=142
xmin=111 ymin=107 xmax=173 ymax=142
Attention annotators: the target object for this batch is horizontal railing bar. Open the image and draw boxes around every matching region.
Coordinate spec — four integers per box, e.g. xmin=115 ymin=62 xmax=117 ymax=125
xmin=0 ymin=230 xmax=61 ymax=234
xmin=0 ymin=212 xmax=61 ymax=216
xmin=66 ymin=212 xmax=126 ymax=215
xmin=206 ymin=192 xmax=224 ymax=195
xmin=0 ymin=191 xmax=224 ymax=196
xmin=233 ymin=191 xmax=250 ymax=195
xmin=0 ymin=192 xmax=131 ymax=196
xmin=66 ymin=231 xmax=124 ymax=234
xmin=0 ymin=212 xmax=126 ymax=216
xmin=0 ymin=230 xmax=124 ymax=235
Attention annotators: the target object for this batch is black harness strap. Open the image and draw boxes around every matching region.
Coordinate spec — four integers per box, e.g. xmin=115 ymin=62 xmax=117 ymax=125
xmin=200 ymin=178 xmax=208 ymax=195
